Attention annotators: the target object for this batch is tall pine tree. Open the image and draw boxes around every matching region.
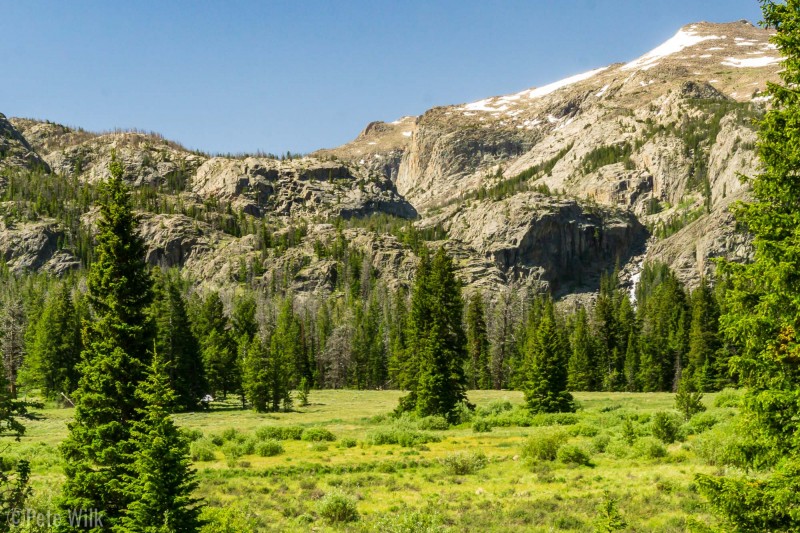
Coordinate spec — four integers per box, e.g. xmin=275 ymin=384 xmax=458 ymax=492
xmin=150 ymin=270 xmax=205 ymax=411
xmin=398 ymin=247 xmax=469 ymax=421
xmin=698 ymin=3 xmax=800 ymax=529
xmin=523 ymin=299 xmax=575 ymax=413
xmin=59 ymin=156 xmax=155 ymax=529
xmin=118 ymin=351 xmax=204 ymax=532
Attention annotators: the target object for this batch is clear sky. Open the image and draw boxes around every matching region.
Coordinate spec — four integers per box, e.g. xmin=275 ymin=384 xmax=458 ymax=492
xmin=0 ymin=0 xmax=763 ymax=155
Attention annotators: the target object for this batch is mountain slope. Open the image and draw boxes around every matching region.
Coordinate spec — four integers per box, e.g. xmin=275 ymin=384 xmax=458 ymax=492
xmin=0 ymin=20 xmax=778 ymax=295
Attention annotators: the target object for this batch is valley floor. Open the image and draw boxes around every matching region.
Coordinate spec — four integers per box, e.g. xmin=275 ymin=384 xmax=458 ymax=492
xmin=11 ymin=390 xmax=733 ymax=532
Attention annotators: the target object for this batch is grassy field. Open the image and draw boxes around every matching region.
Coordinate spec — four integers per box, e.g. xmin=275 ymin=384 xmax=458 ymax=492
xmin=7 ymin=389 xmax=741 ymax=532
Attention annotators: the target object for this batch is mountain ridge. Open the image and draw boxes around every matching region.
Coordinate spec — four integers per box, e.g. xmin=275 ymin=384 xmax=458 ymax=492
xmin=0 ymin=20 xmax=780 ymax=298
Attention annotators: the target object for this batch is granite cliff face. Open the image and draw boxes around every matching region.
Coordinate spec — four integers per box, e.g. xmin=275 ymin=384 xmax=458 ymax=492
xmin=0 ymin=21 xmax=780 ymax=296
xmin=322 ymin=20 xmax=777 ymax=287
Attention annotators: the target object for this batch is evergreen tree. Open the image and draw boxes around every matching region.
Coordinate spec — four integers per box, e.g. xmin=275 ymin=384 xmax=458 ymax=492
xmin=20 ymin=281 xmax=82 ymax=400
xmin=151 ymin=270 xmax=205 ymax=411
xmin=59 ymin=156 xmax=155 ymax=528
xmin=567 ymin=308 xmax=593 ymax=391
xmin=0 ymin=298 xmax=26 ymax=398
xmin=398 ymin=247 xmax=469 ymax=422
xmin=623 ymin=330 xmax=639 ymax=392
xmin=686 ymin=279 xmax=720 ymax=392
xmin=242 ymin=335 xmax=270 ymax=412
xmin=698 ymin=3 xmax=800 ymax=529
xmin=465 ymin=292 xmax=491 ymax=390
xmin=192 ymin=292 xmax=237 ymax=399
xmin=523 ymin=299 xmax=575 ymax=413
xmin=118 ymin=351 xmax=204 ymax=532
xmin=268 ymin=299 xmax=298 ymax=411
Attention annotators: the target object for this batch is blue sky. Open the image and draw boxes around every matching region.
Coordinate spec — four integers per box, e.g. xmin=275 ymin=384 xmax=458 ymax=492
xmin=0 ymin=1 xmax=762 ymax=155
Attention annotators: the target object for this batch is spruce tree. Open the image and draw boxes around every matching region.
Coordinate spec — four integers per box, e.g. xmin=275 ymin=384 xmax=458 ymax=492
xmin=192 ymin=292 xmax=237 ymax=399
xmin=697 ymin=3 xmax=800 ymax=528
xmin=118 ymin=351 xmax=204 ymax=532
xmin=151 ymin=270 xmax=205 ymax=411
xmin=465 ymin=292 xmax=491 ymax=390
xmin=242 ymin=335 xmax=270 ymax=412
xmin=567 ymin=308 xmax=593 ymax=391
xmin=21 ymin=280 xmax=82 ymax=400
xmin=268 ymin=299 xmax=298 ymax=411
xmin=686 ymin=279 xmax=720 ymax=392
xmin=59 ymin=156 xmax=155 ymax=528
xmin=398 ymin=247 xmax=469 ymax=421
xmin=523 ymin=299 xmax=575 ymax=413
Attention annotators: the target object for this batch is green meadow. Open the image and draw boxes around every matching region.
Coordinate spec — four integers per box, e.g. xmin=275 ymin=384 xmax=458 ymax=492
xmin=9 ymin=389 xmax=741 ymax=532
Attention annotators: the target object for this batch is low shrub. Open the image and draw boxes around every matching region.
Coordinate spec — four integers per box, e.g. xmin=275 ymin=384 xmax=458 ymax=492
xmin=301 ymin=428 xmax=337 ymax=442
xmin=714 ymin=388 xmax=742 ymax=408
xmin=179 ymin=428 xmax=204 ymax=442
xmin=256 ymin=439 xmax=284 ymax=457
xmin=693 ymin=423 xmax=752 ymax=468
xmin=472 ymin=419 xmax=492 ymax=433
xmin=632 ymin=436 xmax=667 ymax=459
xmin=651 ymin=411 xmax=683 ymax=444
xmin=222 ymin=441 xmax=244 ymax=467
xmin=476 ymin=400 xmax=514 ymax=418
xmin=521 ymin=430 xmax=568 ymax=462
xmin=222 ymin=428 xmax=245 ymax=443
xmin=371 ymin=507 xmax=447 ymax=533
xmin=439 ymin=450 xmax=488 ymax=475
xmin=337 ymin=438 xmax=357 ymax=449
xmin=684 ymin=412 xmax=719 ymax=435
xmin=310 ymin=442 xmax=329 ymax=452
xmin=592 ymin=433 xmax=611 ymax=453
xmin=256 ymin=426 xmax=305 ymax=441
xmin=606 ymin=438 xmax=631 ymax=459
xmin=317 ymin=490 xmax=359 ymax=523
xmin=190 ymin=438 xmax=216 ymax=462
xmin=569 ymin=423 xmax=600 ymax=437
xmin=239 ymin=437 xmax=256 ymax=455
xmin=418 ymin=415 xmax=449 ymax=431
xmin=557 ymin=444 xmax=593 ymax=466
xmin=366 ymin=429 xmax=441 ymax=447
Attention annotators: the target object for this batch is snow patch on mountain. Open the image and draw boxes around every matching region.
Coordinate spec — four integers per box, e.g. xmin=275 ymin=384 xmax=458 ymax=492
xmin=622 ymin=29 xmax=724 ymax=71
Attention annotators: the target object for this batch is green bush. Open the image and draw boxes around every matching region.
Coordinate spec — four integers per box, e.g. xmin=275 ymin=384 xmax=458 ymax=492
xmin=222 ymin=428 xmax=245 ymax=442
xmin=521 ymin=430 xmax=568 ymax=462
xmin=569 ymin=423 xmax=600 ymax=437
xmin=418 ymin=415 xmax=449 ymax=431
xmin=179 ymin=428 xmax=204 ymax=442
xmin=693 ymin=424 xmax=751 ymax=468
xmin=190 ymin=438 xmax=216 ymax=462
xmin=557 ymin=443 xmax=593 ymax=466
xmin=255 ymin=439 xmax=284 ymax=457
xmin=592 ymin=433 xmax=611 ymax=453
xmin=301 ymin=427 xmax=337 ymax=442
xmin=239 ymin=437 xmax=256 ymax=455
xmin=222 ymin=441 xmax=244 ymax=467
xmin=472 ymin=419 xmax=492 ymax=433
xmin=685 ymin=412 xmax=719 ymax=434
xmin=714 ymin=388 xmax=742 ymax=408
xmin=476 ymin=400 xmax=514 ymax=417
xmin=255 ymin=426 xmax=305 ymax=441
xmin=337 ymin=438 xmax=357 ymax=449
xmin=675 ymin=388 xmax=707 ymax=420
xmin=606 ymin=438 xmax=631 ymax=459
xmin=371 ymin=507 xmax=447 ymax=533
xmin=439 ymin=450 xmax=488 ymax=475
xmin=651 ymin=411 xmax=683 ymax=444
xmin=366 ymin=429 xmax=441 ymax=447
xmin=317 ymin=490 xmax=359 ymax=523
xmin=632 ymin=437 xmax=667 ymax=459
